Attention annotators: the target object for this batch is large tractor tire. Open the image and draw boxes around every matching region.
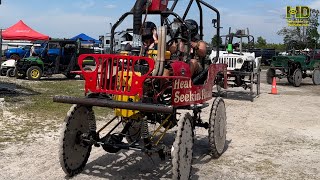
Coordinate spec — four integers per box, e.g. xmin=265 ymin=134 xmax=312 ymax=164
xmin=59 ymin=105 xmax=95 ymax=177
xmin=172 ymin=112 xmax=194 ymax=180
xmin=266 ymin=68 xmax=275 ymax=84
xmin=292 ymin=68 xmax=302 ymax=87
xmin=27 ymin=66 xmax=42 ymax=81
xmin=209 ymin=97 xmax=227 ymax=158
xmin=312 ymin=69 xmax=320 ymax=85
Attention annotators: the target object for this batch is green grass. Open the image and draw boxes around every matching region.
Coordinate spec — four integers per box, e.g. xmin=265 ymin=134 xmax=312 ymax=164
xmin=1 ymin=78 xmax=112 ymax=144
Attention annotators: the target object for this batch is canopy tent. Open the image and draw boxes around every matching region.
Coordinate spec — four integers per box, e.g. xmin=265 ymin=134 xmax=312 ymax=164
xmin=71 ymin=33 xmax=101 ymax=44
xmin=1 ymin=20 xmax=49 ymax=41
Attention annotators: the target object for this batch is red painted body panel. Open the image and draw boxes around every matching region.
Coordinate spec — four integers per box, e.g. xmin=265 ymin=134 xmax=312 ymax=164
xmin=79 ymin=54 xmax=227 ymax=107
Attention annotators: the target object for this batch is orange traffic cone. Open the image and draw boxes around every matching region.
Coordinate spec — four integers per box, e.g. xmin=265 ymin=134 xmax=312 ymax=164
xmin=271 ymin=77 xmax=278 ymax=94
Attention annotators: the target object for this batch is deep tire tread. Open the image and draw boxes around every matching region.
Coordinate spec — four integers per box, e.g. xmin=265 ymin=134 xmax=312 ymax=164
xmin=209 ymin=97 xmax=227 ymax=158
xmin=172 ymin=113 xmax=194 ymax=180
xmin=59 ymin=105 xmax=94 ymax=177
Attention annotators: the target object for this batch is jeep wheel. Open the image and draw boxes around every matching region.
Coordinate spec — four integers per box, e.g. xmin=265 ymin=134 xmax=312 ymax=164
xmin=6 ymin=68 xmax=15 ymax=77
xmin=292 ymin=68 xmax=302 ymax=87
xmin=14 ymin=68 xmax=26 ymax=79
xmin=266 ymin=68 xmax=275 ymax=84
xmin=27 ymin=66 xmax=42 ymax=81
xmin=312 ymin=69 xmax=320 ymax=85
xmin=10 ymin=54 xmax=20 ymax=60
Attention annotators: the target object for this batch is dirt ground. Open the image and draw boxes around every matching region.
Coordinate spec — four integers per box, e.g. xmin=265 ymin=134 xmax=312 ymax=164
xmin=0 ymin=71 xmax=320 ymax=180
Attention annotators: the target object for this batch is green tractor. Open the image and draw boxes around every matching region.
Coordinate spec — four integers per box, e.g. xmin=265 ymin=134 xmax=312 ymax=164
xmin=266 ymin=41 xmax=320 ymax=87
xmin=15 ymin=39 xmax=94 ymax=80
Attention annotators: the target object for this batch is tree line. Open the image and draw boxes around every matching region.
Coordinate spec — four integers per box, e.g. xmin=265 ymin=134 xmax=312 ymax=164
xmin=209 ymin=8 xmax=319 ymax=52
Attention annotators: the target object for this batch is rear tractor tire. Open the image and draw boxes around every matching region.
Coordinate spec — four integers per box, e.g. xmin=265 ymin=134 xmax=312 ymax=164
xmin=27 ymin=66 xmax=42 ymax=80
xmin=172 ymin=112 xmax=194 ymax=180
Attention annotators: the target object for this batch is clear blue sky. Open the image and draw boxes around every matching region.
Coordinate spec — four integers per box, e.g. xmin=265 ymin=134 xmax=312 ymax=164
xmin=0 ymin=0 xmax=319 ymax=43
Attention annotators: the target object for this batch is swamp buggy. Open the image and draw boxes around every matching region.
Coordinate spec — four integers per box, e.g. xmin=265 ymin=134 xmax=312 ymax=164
xmin=53 ymin=0 xmax=228 ymax=179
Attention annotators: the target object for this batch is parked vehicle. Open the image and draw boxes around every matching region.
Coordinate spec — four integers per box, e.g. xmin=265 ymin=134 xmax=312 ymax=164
xmin=249 ymin=48 xmax=276 ymax=66
xmin=15 ymin=39 xmax=94 ymax=80
xmin=4 ymin=44 xmax=43 ymax=60
xmin=210 ymin=28 xmax=261 ymax=100
xmin=267 ymin=53 xmax=320 ymax=86
xmin=0 ymin=59 xmax=15 ymax=77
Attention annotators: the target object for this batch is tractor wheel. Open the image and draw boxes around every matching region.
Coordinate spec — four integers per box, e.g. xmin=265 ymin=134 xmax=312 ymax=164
xmin=266 ymin=68 xmax=275 ymax=84
xmin=292 ymin=68 xmax=302 ymax=87
xmin=14 ymin=68 xmax=26 ymax=79
xmin=27 ymin=66 xmax=42 ymax=80
xmin=312 ymin=69 xmax=320 ymax=85
xmin=10 ymin=54 xmax=20 ymax=60
xmin=209 ymin=97 xmax=227 ymax=158
xmin=0 ymin=68 xmax=6 ymax=76
xmin=172 ymin=112 xmax=194 ymax=180
xmin=59 ymin=105 xmax=95 ymax=177
xmin=6 ymin=68 xmax=15 ymax=77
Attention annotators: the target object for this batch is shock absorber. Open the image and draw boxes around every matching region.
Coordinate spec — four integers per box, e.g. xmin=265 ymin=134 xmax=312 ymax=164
xmin=141 ymin=116 xmax=151 ymax=148
xmin=87 ymin=106 xmax=99 ymax=144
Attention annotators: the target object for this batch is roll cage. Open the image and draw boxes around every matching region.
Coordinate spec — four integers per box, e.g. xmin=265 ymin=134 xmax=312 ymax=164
xmin=109 ymin=0 xmax=221 ymax=65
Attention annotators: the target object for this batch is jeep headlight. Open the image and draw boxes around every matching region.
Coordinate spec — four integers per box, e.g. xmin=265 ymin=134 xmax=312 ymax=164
xmin=247 ymin=56 xmax=255 ymax=61
xmin=237 ymin=58 xmax=243 ymax=64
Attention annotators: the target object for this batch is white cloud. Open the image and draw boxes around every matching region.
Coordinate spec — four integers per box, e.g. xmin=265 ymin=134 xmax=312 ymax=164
xmin=74 ymin=0 xmax=95 ymax=10
xmin=105 ymin=4 xmax=116 ymax=9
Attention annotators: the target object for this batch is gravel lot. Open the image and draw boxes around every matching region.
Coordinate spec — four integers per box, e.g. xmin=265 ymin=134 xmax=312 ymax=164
xmin=0 ymin=70 xmax=320 ymax=180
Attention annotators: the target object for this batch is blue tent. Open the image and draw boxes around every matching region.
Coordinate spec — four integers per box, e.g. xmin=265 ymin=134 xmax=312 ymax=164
xmin=70 ymin=33 xmax=101 ymax=44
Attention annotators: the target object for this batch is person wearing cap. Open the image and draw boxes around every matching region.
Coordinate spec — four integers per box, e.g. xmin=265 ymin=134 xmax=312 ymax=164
xmin=142 ymin=21 xmax=158 ymax=50
xmin=167 ymin=19 xmax=206 ymax=77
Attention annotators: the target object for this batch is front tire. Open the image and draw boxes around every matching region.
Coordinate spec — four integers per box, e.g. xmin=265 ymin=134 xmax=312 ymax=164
xmin=27 ymin=66 xmax=42 ymax=80
xmin=172 ymin=113 xmax=194 ymax=180
xmin=6 ymin=68 xmax=15 ymax=77
xmin=292 ymin=68 xmax=302 ymax=87
xmin=0 ymin=68 xmax=6 ymax=76
xmin=59 ymin=105 xmax=95 ymax=177
xmin=209 ymin=97 xmax=227 ymax=158
xmin=312 ymin=69 xmax=320 ymax=85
